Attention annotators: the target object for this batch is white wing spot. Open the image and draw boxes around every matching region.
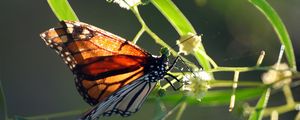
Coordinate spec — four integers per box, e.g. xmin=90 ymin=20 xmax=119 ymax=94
xmin=61 ymin=35 xmax=68 ymax=43
xmin=66 ymin=57 xmax=71 ymax=61
xmin=67 ymin=28 xmax=74 ymax=33
xmin=66 ymin=23 xmax=74 ymax=28
xmin=57 ymin=46 xmax=63 ymax=51
xmin=78 ymin=35 xmax=86 ymax=39
xmin=41 ymin=33 xmax=46 ymax=38
xmin=65 ymin=52 xmax=70 ymax=55
xmin=82 ymin=29 xmax=90 ymax=34
xmin=74 ymin=22 xmax=81 ymax=26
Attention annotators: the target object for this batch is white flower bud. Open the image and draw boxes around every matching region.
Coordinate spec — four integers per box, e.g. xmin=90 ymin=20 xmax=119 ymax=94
xmin=108 ymin=0 xmax=141 ymax=10
xmin=176 ymin=33 xmax=202 ymax=55
xmin=262 ymin=63 xmax=292 ymax=88
xmin=182 ymin=70 xmax=212 ymax=101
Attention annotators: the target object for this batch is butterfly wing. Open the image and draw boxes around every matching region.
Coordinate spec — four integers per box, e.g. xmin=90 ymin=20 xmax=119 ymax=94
xmin=80 ymin=78 xmax=157 ymax=120
xmin=40 ymin=21 xmax=151 ymax=105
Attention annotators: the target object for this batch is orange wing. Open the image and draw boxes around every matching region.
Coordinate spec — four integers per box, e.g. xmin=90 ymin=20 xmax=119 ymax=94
xmin=40 ymin=21 xmax=151 ymax=105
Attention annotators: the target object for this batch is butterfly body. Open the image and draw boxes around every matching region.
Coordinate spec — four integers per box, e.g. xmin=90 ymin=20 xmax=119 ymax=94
xmin=40 ymin=21 xmax=174 ymax=119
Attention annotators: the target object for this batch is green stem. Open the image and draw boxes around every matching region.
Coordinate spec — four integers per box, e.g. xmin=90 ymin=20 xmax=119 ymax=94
xmin=229 ymin=72 xmax=240 ymax=111
xmin=256 ymin=51 xmax=265 ymax=66
xmin=130 ymin=6 xmax=198 ymax=69
xmin=282 ymin=85 xmax=295 ymax=105
xmin=132 ymin=27 xmax=145 ymax=44
xmin=175 ymin=102 xmax=187 ymax=120
xmin=295 ymin=112 xmax=300 ymax=120
xmin=210 ymin=80 xmax=263 ymax=88
xmin=208 ymin=66 xmax=272 ymax=73
xmin=263 ymin=102 xmax=300 ymax=117
xmin=161 ymin=96 xmax=187 ymax=120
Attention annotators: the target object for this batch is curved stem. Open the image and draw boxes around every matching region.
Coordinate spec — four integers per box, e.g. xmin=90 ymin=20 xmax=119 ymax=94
xmin=130 ymin=6 xmax=198 ymax=69
xmin=161 ymin=96 xmax=187 ymax=120
xmin=263 ymin=102 xmax=300 ymax=117
xmin=132 ymin=27 xmax=145 ymax=44
xmin=175 ymin=102 xmax=187 ymax=120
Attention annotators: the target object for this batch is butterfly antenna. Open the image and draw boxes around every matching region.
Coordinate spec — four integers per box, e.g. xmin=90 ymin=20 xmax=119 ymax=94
xmin=178 ymin=56 xmax=197 ymax=78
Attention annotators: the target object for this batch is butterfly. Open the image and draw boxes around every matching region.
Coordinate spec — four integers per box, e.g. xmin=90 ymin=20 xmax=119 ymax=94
xmin=40 ymin=20 xmax=181 ymax=120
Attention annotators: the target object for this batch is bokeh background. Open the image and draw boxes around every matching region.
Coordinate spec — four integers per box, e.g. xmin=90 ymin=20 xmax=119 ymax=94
xmin=0 ymin=0 xmax=299 ymax=120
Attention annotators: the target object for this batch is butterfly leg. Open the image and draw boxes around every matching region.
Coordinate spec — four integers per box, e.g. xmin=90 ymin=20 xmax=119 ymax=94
xmin=167 ymin=56 xmax=180 ymax=71
xmin=164 ymin=73 xmax=183 ymax=91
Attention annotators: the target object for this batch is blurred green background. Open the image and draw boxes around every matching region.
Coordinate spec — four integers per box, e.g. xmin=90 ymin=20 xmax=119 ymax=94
xmin=0 ymin=0 xmax=299 ymax=120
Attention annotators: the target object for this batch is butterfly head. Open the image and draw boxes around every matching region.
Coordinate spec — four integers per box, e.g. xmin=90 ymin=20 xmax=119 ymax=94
xmin=160 ymin=47 xmax=170 ymax=57
xmin=159 ymin=47 xmax=170 ymax=62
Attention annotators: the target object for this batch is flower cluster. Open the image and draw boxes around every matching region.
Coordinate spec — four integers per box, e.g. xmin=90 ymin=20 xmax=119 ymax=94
xmin=177 ymin=33 xmax=202 ymax=55
xmin=107 ymin=0 xmax=141 ymax=10
xmin=262 ymin=63 xmax=292 ymax=88
xmin=182 ymin=70 xmax=212 ymax=101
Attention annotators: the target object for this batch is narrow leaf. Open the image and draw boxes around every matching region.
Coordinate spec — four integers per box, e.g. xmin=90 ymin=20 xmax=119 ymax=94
xmin=249 ymin=0 xmax=296 ymax=70
xmin=149 ymin=87 xmax=266 ymax=106
xmin=151 ymin=0 xmax=196 ymax=36
xmin=47 ymin=0 xmax=79 ymax=21
xmin=248 ymin=88 xmax=271 ymax=120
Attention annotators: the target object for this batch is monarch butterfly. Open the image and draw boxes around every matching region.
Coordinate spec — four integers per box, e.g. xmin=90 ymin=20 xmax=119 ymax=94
xmin=40 ymin=21 xmax=181 ymax=120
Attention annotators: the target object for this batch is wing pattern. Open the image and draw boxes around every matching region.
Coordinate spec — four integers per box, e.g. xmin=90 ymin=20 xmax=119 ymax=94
xmin=80 ymin=77 xmax=157 ymax=120
xmin=40 ymin=21 xmax=170 ymax=120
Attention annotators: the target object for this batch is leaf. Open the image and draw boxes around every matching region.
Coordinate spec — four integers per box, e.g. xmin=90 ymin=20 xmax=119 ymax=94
xmin=149 ymin=87 xmax=267 ymax=106
xmin=47 ymin=0 xmax=79 ymax=21
xmin=150 ymin=0 xmax=196 ymax=36
xmin=248 ymin=88 xmax=271 ymax=120
xmin=249 ymin=0 xmax=296 ymax=70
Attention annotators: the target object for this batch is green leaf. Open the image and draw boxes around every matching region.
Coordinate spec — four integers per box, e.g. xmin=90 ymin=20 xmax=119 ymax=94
xmin=151 ymin=0 xmax=196 ymax=36
xmin=47 ymin=0 xmax=79 ymax=21
xmin=249 ymin=0 xmax=296 ymax=70
xmin=248 ymin=88 xmax=271 ymax=120
xmin=0 ymin=80 xmax=8 ymax=120
xmin=150 ymin=87 xmax=267 ymax=106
